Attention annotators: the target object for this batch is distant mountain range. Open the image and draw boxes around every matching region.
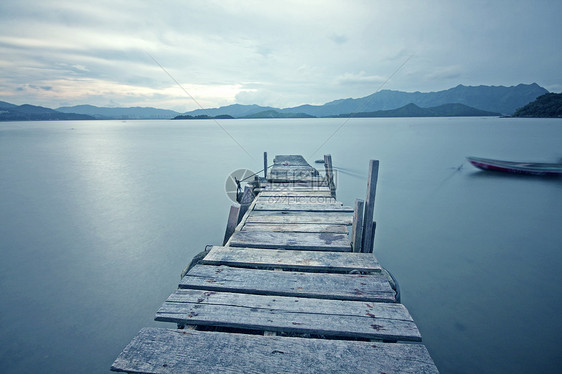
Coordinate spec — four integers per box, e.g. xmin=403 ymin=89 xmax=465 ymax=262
xmin=330 ymin=103 xmax=500 ymax=118
xmin=183 ymin=83 xmax=547 ymax=118
xmin=0 ymin=83 xmax=550 ymax=121
xmin=56 ymin=104 xmax=180 ymax=119
xmin=0 ymin=101 xmax=94 ymax=121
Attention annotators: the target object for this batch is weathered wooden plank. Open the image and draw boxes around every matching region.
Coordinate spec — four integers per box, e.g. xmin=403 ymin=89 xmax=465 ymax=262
xmin=164 ymin=289 xmax=408 ymax=320
xmin=256 ymin=196 xmax=340 ymax=205
xmin=258 ymin=191 xmax=333 ymax=197
xmin=156 ymin=289 xmax=420 ymax=341
xmin=264 ymin=189 xmax=331 ymax=194
xmin=264 ymin=185 xmax=331 ymax=192
xmin=157 ymin=307 xmax=416 ymax=342
xmin=241 ymin=223 xmax=348 ymax=233
xmin=202 ymin=246 xmax=381 ymax=272
xmin=229 ymin=231 xmax=352 ymax=251
xmin=273 ymin=154 xmax=314 ymax=166
xmin=266 ymin=184 xmax=330 ymax=188
xmin=267 ymin=178 xmax=326 ymax=188
xmin=250 ymin=210 xmax=350 ymax=217
xmin=246 ymin=211 xmax=354 ymax=225
xmin=268 ymin=157 xmax=322 ymax=182
xmin=254 ymin=203 xmax=353 ymax=212
xmin=267 ymin=174 xmax=320 ymax=180
xmin=156 ymin=315 xmax=402 ymax=342
xmin=269 ymin=163 xmax=317 ymax=170
xmin=180 ymin=265 xmax=396 ymax=302
xmin=111 ymin=328 xmax=438 ymax=373
xmin=269 ymin=167 xmax=318 ymax=174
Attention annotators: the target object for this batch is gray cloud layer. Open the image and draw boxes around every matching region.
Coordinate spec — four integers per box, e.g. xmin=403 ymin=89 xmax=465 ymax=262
xmin=0 ymin=0 xmax=560 ymax=111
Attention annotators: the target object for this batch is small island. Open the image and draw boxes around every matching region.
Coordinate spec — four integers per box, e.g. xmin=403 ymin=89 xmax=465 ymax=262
xmin=173 ymin=114 xmax=234 ymax=120
xmin=513 ymin=93 xmax=562 ymax=118
xmin=242 ymin=110 xmax=315 ymax=119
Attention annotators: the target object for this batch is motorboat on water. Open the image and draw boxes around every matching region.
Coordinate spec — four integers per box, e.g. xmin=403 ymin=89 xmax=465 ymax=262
xmin=467 ymin=156 xmax=562 ymax=176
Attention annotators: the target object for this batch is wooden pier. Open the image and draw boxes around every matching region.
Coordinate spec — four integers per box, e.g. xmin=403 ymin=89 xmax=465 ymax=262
xmin=111 ymin=155 xmax=438 ymax=373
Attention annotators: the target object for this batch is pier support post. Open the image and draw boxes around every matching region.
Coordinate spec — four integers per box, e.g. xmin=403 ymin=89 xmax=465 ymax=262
xmin=223 ymin=205 xmax=240 ymax=245
xmin=237 ymin=186 xmax=255 ymax=224
xmin=351 ymin=199 xmax=364 ymax=252
xmin=264 ymin=152 xmax=268 ymax=179
xmin=324 ymin=154 xmax=336 ymax=198
xmin=362 ymin=160 xmax=379 ymax=253
xmin=367 ymin=221 xmax=376 ymax=254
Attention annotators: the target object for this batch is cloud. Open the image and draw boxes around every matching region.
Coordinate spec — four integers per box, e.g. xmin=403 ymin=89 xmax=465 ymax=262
xmin=424 ymin=65 xmax=463 ymax=81
xmin=335 ymin=71 xmax=386 ymax=86
xmin=19 ymin=84 xmax=53 ymax=92
xmin=0 ymin=0 xmax=560 ymax=110
xmin=329 ymin=34 xmax=348 ymax=45
xmin=72 ymin=64 xmax=89 ymax=72
xmin=235 ymin=88 xmax=273 ymax=106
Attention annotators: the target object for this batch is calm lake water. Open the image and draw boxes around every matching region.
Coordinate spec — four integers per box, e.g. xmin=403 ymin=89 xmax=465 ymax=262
xmin=1 ymin=117 xmax=561 ymax=373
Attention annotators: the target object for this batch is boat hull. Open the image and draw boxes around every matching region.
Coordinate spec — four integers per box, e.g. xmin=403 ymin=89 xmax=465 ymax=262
xmin=467 ymin=156 xmax=562 ymax=176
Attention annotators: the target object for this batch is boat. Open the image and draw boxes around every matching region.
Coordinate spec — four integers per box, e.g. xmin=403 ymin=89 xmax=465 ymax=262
xmin=467 ymin=156 xmax=562 ymax=176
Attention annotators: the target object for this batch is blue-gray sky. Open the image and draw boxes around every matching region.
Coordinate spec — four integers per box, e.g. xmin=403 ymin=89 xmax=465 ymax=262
xmin=0 ymin=0 xmax=560 ymax=111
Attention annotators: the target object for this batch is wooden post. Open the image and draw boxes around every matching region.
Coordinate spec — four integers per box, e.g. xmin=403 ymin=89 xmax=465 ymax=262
xmin=361 ymin=222 xmax=377 ymax=253
xmin=237 ymin=185 xmax=255 ymax=224
xmin=324 ymin=154 xmax=336 ymax=198
xmin=365 ymin=221 xmax=376 ymax=254
xmin=223 ymin=205 xmax=240 ymax=245
xmin=351 ymin=199 xmax=364 ymax=252
xmin=264 ymin=152 xmax=268 ymax=179
xmin=362 ymin=160 xmax=379 ymax=253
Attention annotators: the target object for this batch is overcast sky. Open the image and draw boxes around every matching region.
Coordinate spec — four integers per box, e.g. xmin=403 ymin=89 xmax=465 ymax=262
xmin=0 ymin=0 xmax=560 ymax=112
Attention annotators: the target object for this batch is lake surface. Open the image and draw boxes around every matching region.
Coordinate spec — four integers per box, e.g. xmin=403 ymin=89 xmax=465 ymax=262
xmin=1 ymin=117 xmax=561 ymax=373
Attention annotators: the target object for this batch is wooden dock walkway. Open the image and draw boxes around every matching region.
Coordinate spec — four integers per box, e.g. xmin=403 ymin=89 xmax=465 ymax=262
xmin=111 ymin=155 xmax=438 ymax=373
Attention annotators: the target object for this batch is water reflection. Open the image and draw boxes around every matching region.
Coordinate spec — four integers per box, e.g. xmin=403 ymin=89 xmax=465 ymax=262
xmin=466 ymin=168 xmax=562 ymax=181
xmin=1 ymin=118 xmax=561 ymax=373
